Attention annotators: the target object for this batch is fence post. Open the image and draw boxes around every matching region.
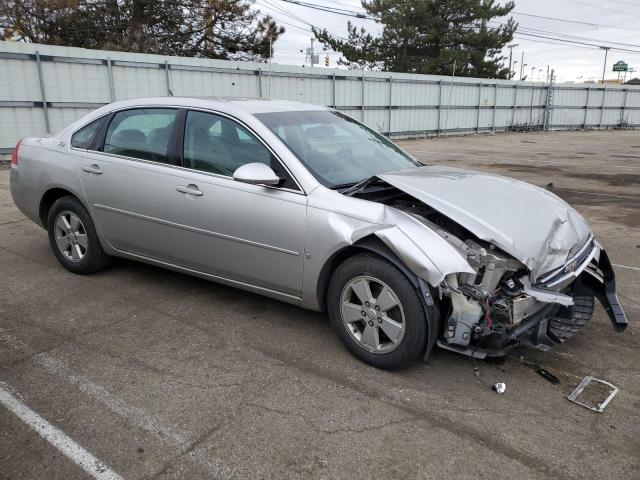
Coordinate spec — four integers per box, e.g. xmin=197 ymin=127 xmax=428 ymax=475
xmin=528 ymin=84 xmax=535 ymax=128
xmin=388 ymin=76 xmax=393 ymax=136
xmin=361 ymin=74 xmax=365 ymax=121
xmin=583 ymin=84 xmax=591 ymax=129
xmin=543 ymin=72 xmax=554 ymax=131
xmin=491 ymin=83 xmax=497 ymax=133
xmin=257 ymin=68 xmax=262 ymax=98
xmin=476 ymin=82 xmax=482 ymax=133
xmin=599 ymin=87 xmax=606 ymax=129
xmin=332 ymin=71 xmax=336 ymax=108
xmin=620 ymin=88 xmax=628 ymax=127
xmin=164 ymin=60 xmax=172 ymax=96
xmin=437 ymin=79 xmax=443 ymax=135
xmin=35 ymin=51 xmax=50 ymax=133
xmin=511 ymin=84 xmax=517 ymax=129
xmin=106 ymin=57 xmax=115 ymax=102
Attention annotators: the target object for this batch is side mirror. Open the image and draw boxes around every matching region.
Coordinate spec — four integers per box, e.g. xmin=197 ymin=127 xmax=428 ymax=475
xmin=233 ymin=162 xmax=281 ymax=186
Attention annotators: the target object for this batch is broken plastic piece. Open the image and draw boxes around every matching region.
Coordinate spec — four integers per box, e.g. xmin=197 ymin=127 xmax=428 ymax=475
xmin=492 ymin=383 xmax=506 ymax=395
xmin=567 ymin=376 xmax=618 ymax=413
xmin=536 ymin=367 xmax=560 ymax=385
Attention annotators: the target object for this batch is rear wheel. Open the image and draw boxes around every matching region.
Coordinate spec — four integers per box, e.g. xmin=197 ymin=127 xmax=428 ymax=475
xmin=327 ymin=253 xmax=428 ymax=370
xmin=47 ymin=196 xmax=110 ymax=274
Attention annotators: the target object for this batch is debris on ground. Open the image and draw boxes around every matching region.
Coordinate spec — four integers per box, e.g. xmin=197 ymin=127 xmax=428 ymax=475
xmin=492 ymin=383 xmax=506 ymax=395
xmin=536 ymin=367 xmax=560 ymax=385
xmin=472 ymin=365 xmax=506 ymax=395
xmin=567 ymin=376 xmax=619 ymax=413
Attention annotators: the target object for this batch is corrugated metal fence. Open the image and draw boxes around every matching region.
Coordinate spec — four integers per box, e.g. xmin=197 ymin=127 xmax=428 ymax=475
xmin=1 ymin=41 xmax=639 ymax=156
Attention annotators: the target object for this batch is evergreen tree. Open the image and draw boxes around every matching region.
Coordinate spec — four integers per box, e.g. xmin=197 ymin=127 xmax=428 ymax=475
xmin=314 ymin=0 xmax=517 ymax=79
xmin=0 ymin=0 xmax=284 ymax=61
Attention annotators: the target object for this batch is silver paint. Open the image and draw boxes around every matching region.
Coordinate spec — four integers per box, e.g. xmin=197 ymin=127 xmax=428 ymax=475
xmin=10 ymin=97 xmax=597 ymax=321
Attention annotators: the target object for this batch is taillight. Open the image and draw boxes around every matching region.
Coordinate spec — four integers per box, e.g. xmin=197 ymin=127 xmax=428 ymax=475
xmin=11 ymin=139 xmax=22 ymax=166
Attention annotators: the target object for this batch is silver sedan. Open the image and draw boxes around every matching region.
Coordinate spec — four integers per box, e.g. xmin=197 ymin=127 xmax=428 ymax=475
xmin=10 ymin=97 xmax=627 ymax=369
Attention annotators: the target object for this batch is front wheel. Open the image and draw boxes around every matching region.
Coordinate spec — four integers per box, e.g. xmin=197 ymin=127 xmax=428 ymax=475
xmin=327 ymin=253 xmax=429 ymax=370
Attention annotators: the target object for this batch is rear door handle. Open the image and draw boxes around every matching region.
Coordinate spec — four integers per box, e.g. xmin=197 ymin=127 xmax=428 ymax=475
xmin=82 ymin=164 xmax=102 ymax=175
xmin=175 ymin=184 xmax=203 ymax=196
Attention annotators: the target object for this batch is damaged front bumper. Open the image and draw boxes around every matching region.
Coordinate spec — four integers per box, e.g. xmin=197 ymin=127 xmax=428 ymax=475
xmin=575 ymin=249 xmax=628 ymax=332
xmin=438 ymin=248 xmax=628 ymax=359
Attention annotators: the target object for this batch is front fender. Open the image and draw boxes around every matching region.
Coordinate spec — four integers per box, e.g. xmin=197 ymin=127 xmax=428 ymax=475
xmin=301 ymin=195 xmax=474 ymax=310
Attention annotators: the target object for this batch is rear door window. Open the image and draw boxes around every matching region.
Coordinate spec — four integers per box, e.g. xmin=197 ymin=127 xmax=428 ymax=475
xmin=103 ymin=109 xmax=177 ymax=163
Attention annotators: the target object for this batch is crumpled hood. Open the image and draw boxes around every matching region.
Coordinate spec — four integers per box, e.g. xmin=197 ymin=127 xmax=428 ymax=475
xmin=378 ymin=166 xmax=592 ymax=281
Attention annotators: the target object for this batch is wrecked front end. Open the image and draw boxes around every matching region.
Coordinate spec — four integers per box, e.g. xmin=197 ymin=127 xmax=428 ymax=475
xmin=436 ymin=236 xmax=627 ymax=359
xmin=349 ymin=174 xmax=628 ymax=359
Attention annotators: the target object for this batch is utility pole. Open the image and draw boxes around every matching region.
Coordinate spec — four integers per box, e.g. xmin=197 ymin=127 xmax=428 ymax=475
xmin=310 ymin=38 xmax=315 ymax=68
xmin=546 ymin=65 xmax=550 ymax=82
xmin=531 ymin=66 xmax=535 ymax=82
xmin=519 ymin=52 xmax=525 ymax=80
xmin=600 ymin=46 xmax=610 ymax=83
xmin=507 ymin=44 xmax=519 ymax=77
xmin=268 ymin=36 xmax=273 ymax=98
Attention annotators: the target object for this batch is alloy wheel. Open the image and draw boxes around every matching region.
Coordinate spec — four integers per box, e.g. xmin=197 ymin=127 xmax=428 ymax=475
xmin=54 ymin=210 xmax=88 ymax=263
xmin=340 ymin=275 xmax=406 ymax=353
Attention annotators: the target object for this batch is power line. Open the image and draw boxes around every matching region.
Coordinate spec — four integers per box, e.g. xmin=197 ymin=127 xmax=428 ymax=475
xmin=513 ymin=31 xmax=640 ymax=54
xmin=277 ymin=0 xmax=378 ymax=19
xmin=321 ymin=0 xmax=368 ymax=12
xmin=489 ymin=21 xmax=640 ymax=49
xmin=262 ymin=0 xmax=352 ymax=40
xmin=565 ymin=0 xmax=640 ymax=20
xmin=262 ymin=0 xmax=309 ymax=25
xmin=512 ymin=11 xmax=640 ymax=32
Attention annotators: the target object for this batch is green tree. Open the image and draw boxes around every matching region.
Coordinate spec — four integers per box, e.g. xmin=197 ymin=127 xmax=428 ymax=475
xmin=0 ymin=0 xmax=284 ymax=61
xmin=314 ymin=0 xmax=517 ymax=79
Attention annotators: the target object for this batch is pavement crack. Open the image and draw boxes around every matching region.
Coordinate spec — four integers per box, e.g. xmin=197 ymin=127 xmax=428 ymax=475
xmin=250 ymin=341 xmax=579 ymax=480
xmin=240 ymin=401 xmax=415 ymax=435
xmin=0 ymin=218 xmax=27 ymax=226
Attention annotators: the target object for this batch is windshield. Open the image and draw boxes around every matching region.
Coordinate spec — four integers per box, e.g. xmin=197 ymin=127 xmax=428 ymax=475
xmin=255 ymin=110 xmax=421 ymax=188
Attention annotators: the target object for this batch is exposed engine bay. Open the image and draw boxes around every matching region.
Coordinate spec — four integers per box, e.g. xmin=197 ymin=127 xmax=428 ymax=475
xmin=351 ymin=179 xmax=626 ymax=357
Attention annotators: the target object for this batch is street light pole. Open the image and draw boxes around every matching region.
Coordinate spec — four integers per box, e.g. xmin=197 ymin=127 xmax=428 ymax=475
xmin=520 ymin=51 xmax=525 ymax=80
xmin=600 ymin=46 xmax=610 ymax=83
xmin=507 ymin=44 xmax=518 ymax=77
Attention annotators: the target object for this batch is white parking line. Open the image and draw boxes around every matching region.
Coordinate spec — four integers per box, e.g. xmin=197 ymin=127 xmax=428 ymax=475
xmin=613 ymin=264 xmax=640 ymax=272
xmin=0 ymin=384 xmax=124 ymax=480
xmin=0 ymin=329 xmax=237 ymax=479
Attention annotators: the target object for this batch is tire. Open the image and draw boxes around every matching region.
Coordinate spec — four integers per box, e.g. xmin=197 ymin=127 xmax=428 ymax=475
xmin=47 ymin=196 xmax=110 ymax=274
xmin=327 ymin=253 xmax=429 ymax=370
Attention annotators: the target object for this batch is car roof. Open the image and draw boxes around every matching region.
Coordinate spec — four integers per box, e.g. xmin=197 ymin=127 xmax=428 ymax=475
xmin=99 ymin=97 xmax=330 ymax=115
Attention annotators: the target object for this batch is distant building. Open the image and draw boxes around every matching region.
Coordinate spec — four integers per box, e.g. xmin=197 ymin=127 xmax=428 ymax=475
xmin=625 ymin=78 xmax=640 ymax=85
xmin=599 ymin=79 xmax=624 ymax=85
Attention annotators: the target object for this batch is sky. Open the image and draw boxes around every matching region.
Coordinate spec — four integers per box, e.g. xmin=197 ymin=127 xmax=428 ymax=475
xmin=255 ymin=0 xmax=640 ymax=83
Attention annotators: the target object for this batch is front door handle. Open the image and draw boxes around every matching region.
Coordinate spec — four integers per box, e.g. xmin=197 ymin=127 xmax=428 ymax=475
xmin=82 ymin=164 xmax=103 ymax=174
xmin=176 ymin=184 xmax=203 ymax=196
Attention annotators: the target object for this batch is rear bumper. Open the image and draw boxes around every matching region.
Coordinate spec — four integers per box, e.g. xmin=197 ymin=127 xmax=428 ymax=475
xmin=10 ymin=167 xmax=43 ymax=227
